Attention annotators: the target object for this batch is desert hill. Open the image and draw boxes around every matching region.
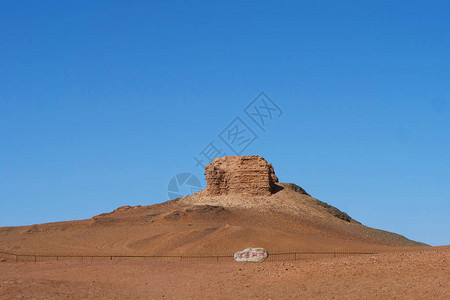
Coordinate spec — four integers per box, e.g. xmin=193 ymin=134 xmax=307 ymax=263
xmin=0 ymin=156 xmax=427 ymax=256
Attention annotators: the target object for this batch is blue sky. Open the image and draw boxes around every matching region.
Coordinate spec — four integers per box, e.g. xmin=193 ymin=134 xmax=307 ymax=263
xmin=0 ymin=1 xmax=449 ymax=246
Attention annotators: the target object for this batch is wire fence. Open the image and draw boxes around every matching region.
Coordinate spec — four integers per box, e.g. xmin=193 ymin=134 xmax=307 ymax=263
xmin=0 ymin=248 xmax=430 ymax=263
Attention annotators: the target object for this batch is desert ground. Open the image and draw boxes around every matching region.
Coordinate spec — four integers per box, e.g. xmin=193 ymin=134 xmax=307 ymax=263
xmin=1 ymin=157 xmax=446 ymax=299
xmin=0 ymin=183 xmax=427 ymax=257
xmin=0 ymin=246 xmax=448 ymax=299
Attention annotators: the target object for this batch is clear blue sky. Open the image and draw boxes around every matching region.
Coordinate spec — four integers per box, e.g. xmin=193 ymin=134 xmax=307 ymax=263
xmin=0 ymin=1 xmax=449 ymax=246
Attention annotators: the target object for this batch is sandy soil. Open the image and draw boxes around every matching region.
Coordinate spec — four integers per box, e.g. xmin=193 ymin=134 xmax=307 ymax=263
xmin=0 ymin=182 xmax=442 ymax=299
xmin=0 ymin=247 xmax=448 ymax=299
xmin=0 ymin=183 xmax=426 ymax=257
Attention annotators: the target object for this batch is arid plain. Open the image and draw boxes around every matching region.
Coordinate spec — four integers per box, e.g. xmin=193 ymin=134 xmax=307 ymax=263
xmin=1 ymin=156 xmax=448 ymax=299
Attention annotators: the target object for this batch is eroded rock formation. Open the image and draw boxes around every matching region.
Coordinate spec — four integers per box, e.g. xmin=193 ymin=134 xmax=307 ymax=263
xmin=204 ymin=155 xmax=278 ymax=196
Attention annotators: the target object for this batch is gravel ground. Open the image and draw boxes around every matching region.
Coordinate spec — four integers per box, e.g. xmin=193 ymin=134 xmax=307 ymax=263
xmin=0 ymin=247 xmax=448 ymax=299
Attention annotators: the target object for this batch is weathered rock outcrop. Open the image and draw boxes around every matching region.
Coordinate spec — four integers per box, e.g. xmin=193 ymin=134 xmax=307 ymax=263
xmin=204 ymin=155 xmax=278 ymax=196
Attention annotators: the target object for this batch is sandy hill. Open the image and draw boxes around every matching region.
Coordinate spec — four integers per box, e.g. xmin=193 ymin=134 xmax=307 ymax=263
xmin=0 ymin=156 xmax=427 ymax=256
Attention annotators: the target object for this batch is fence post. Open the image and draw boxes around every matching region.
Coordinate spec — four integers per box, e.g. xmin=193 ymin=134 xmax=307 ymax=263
xmin=34 ymin=255 xmax=37 ymax=263
xmin=110 ymin=256 xmax=113 ymax=261
xmin=216 ymin=256 xmax=218 ymax=262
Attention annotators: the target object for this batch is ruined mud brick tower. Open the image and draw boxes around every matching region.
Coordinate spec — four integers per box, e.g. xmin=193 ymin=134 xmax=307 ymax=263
xmin=204 ymin=155 xmax=278 ymax=196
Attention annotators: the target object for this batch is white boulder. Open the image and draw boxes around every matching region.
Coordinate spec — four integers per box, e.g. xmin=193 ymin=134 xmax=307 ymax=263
xmin=234 ymin=247 xmax=268 ymax=262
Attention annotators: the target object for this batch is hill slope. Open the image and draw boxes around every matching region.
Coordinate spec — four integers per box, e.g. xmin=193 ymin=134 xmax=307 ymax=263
xmin=0 ymin=183 xmax=426 ymax=255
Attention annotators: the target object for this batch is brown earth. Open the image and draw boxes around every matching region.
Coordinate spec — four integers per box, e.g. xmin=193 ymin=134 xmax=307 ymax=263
xmin=0 ymin=155 xmax=446 ymax=298
xmin=0 ymin=182 xmax=427 ymax=256
xmin=0 ymin=247 xmax=448 ymax=299
xmin=0 ymin=156 xmax=427 ymax=255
